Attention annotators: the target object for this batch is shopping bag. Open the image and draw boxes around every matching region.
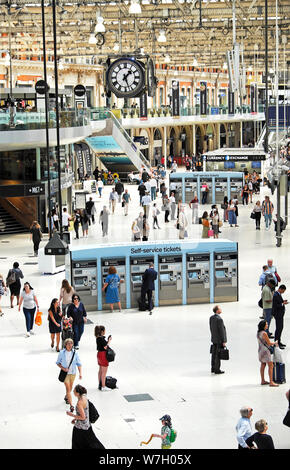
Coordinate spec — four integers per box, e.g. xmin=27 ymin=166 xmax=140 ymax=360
xmin=35 ymin=311 xmax=42 ymax=326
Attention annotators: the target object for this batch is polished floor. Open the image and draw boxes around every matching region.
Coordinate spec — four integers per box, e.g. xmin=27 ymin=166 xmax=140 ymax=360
xmin=0 ymin=175 xmax=289 ymax=449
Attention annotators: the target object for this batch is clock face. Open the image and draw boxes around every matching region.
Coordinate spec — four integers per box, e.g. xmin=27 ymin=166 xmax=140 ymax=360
xmin=107 ymin=58 xmax=145 ymax=98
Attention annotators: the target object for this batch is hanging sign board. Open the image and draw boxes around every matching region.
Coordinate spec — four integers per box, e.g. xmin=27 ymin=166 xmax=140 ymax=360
xmin=172 ymin=80 xmax=180 ymax=117
xmin=200 ymin=81 xmax=207 ymax=115
xmin=74 ymin=84 xmax=86 ymax=97
xmin=35 ymin=80 xmax=49 ymax=95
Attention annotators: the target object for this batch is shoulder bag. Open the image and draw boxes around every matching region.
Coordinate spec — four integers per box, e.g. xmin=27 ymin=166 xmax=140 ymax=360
xmin=6 ymin=270 xmax=16 ymax=286
xmin=106 ymin=345 xmax=116 ymax=362
xmin=58 ymin=349 xmax=75 ymax=382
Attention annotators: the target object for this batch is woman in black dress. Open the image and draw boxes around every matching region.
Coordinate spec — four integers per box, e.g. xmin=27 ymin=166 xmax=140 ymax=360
xmin=30 ymin=221 xmax=42 ymax=256
xmin=48 ymin=298 xmax=62 ymax=352
xmin=6 ymin=262 xmax=24 ymax=308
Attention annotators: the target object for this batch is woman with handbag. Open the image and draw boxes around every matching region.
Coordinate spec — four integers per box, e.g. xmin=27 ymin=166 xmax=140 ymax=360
xmin=257 ymin=320 xmax=279 ymax=387
xmin=56 ymin=338 xmax=82 ymax=411
xmin=253 ymin=200 xmax=262 ymax=230
xmin=95 ymin=325 xmax=112 ymax=392
xmin=201 ymin=211 xmax=210 ymax=238
xmin=66 ymin=384 xmax=105 ymax=449
xmin=48 ymin=298 xmax=62 ymax=352
xmin=228 ymin=200 xmax=238 ymax=227
xmin=6 ymin=261 xmax=24 ymax=309
xmin=18 ymin=282 xmax=39 ymax=338
xmin=59 ymin=279 xmax=75 ymax=315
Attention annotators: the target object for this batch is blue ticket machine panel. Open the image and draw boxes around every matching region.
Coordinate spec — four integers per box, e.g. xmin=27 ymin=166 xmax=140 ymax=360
xmin=186 ymin=253 xmax=210 ymax=304
xmin=158 ymin=255 xmax=182 ymax=305
xmin=72 ymin=260 xmax=97 ymax=308
xmin=130 ymin=256 xmax=154 ymax=308
xmin=101 ymin=258 xmax=126 ymax=309
xmin=185 ymin=177 xmax=198 ymax=203
xmin=215 ymin=177 xmax=227 ymax=203
xmin=214 ymin=252 xmax=238 ymax=302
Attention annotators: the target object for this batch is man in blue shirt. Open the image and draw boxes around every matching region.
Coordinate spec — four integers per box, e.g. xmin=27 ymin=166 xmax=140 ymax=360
xmin=258 ymin=265 xmax=271 ymax=289
xmin=236 ymin=406 xmax=254 ymax=449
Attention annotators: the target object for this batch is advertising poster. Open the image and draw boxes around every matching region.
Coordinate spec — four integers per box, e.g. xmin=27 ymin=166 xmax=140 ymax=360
xmin=200 ymin=81 xmax=207 ymax=115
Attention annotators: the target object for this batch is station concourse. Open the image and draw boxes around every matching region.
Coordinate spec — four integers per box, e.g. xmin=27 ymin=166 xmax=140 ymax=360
xmin=0 ymin=177 xmax=289 ymax=449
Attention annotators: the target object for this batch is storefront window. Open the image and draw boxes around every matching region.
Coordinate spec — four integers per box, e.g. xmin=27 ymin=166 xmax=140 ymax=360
xmin=0 ymin=149 xmax=36 ymax=182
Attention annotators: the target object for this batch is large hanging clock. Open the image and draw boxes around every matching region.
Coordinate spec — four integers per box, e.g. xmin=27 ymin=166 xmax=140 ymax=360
xmin=106 ymin=57 xmax=145 ymax=98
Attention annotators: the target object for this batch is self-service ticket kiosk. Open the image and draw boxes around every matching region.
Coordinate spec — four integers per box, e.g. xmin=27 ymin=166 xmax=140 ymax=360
xmin=186 ymin=253 xmax=210 ymax=303
xmin=214 ymin=252 xmax=238 ymax=302
xmin=200 ymin=178 xmax=212 ymax=203
xmin=130 ymin=256 xmax=154 ymax=308
xmin=172 ymin=178 xmax=182 ymax=203
xmin=185 ymin=177 xmax=198 ymax=203
xmin=72 ymin=260 xmax=97 ymax=308
xmin=158 ymin=255 xmax=182 ymax=305
xmin=215 ymin=178 xmax=228 ymax=204
xmin=101 ymin=258 xmax=126 ymax=309
xmin=230 ymin=178 xmax=243 ymax=202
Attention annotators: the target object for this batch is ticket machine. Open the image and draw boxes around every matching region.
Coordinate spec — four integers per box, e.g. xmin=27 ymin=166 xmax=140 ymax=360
xmin=186 ymin=253 xmax=210 ymax=303
xmin=215 ymin=177 xmax=228 ymax=204
xmin=230 ymin=177 xmax=243 ymax=202
xmin=158 ymin=255 xmax=182 ymax=305
xmin=71 ymin=260 xmax=97 ymax=308
xmin=101 ymin=258 xmax=126 ymax=309
xmin=130 ymin=256 xmax=154 ymax=308
xmin=185 ymin=177 xmax=198 ymax=203
xmin=170 ymin=177 xmax=182 ymax=203
xmin=214 ymin=252 xmax=238 ymax=302
xmin=200 ymin=178 xmax=212 ymax=203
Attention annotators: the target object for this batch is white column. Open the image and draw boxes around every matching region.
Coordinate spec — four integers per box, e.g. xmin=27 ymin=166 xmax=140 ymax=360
xmin=240 ymin=121 xmax=243 ymax=148
xmin=163 ymin=126 xmax=167 ymax=170
xmin=192 ymin=124 xmax=196 ymax=155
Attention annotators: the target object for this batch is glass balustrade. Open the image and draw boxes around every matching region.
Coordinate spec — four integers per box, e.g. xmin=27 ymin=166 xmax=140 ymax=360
xmin=0 ymin=103 xmax=265 ymax=132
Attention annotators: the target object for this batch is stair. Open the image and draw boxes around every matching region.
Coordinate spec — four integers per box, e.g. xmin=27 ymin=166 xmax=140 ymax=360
xmin=89 ymin=110 xmax=151 ymax=172
xmin=0 ymin=204 xmax=29 ymax=235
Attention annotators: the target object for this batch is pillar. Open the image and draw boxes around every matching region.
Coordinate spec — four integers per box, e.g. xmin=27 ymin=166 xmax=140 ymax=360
xmin=163 ymin=126 xmax=167 ymax=170
xmin=36 ymin=147 xmax=41 ymax=181
xmin=192 ymin=124 xmax=196 ymax=155
xmin=240 ymin=121 xmax=243 ymax=148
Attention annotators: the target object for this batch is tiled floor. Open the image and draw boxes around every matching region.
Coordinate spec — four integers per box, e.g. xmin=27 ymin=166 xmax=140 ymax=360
xmin=0 ymin=176 xmax=289 ymax=449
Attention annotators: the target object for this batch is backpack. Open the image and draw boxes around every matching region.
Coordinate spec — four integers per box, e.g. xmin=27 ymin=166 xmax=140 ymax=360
xmin=6 ymin=270 xmax=16 ymax=286
xmin=88 ymin=400 xmax=99 ymax=423
xmin=169 ymin=428 xmax=177 ymax=443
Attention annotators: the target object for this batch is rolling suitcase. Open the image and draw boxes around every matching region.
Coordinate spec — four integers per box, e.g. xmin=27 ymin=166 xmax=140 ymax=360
xmin=105 ymin=376 xmax=117 ymax=389
xmin=138 ymin=297 xmax=148 ymax=312
xmin=273 ymin=362 xmax=286 ymax=384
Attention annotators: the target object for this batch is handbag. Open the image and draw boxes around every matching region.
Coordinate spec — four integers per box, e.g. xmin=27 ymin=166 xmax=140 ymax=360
xmin=106 ymin=346 xmax=116 ymax=363
xmin=219 ymin=347 xmax=229 ymax=360
xmin=208 ymin=229 xmax=214 ymax=237
xmin=221 ymin=203 xmax=227 ymax=210
xmin=58 ymin=349 xmax=75 ymax=383
xmin=35 ymin=311 xmax=42 ymax=326
xmin=250 ymin=212 xmax=256 ymax=219
xmin=218 ymin=221 xmax=223 ymax=227
xmin=275 ymin=272 xmax=281 ymax=283
xmin=258 ymin=298 xmax=263 ymax=309
xmin=121 ymin=201 xmax=125 ymax=207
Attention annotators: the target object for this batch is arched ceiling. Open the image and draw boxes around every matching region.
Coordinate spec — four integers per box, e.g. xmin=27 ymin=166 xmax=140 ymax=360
xmin=0 ymin=0 xmax=289 ymax=70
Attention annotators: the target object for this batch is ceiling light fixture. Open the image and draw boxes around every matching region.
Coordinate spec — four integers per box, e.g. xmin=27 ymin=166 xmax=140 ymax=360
xmin=192 ymin=58 xmax=198 ymax=67
xmin=157 ymin=30 xmax=166 ymax=43
xmin=129 ymin=0 xmax=142 ymax=14
xmin=113 ymin=42 xmax=119 ymax=52
xmin=89 ymin=33 xmax=97 ymax=44
xmin=95 ymin=16 xmax=105 ymax=33
xmin=164 ymin=54 xmax=170 ymax=63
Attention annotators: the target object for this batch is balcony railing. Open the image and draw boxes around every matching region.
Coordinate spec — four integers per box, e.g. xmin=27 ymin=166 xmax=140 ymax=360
xmin=0 ymin=109 xmax=90 ymax=131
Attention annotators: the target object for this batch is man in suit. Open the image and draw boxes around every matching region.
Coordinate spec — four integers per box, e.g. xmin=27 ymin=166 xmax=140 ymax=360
xmin=273 ymin=284 xmax=288 ymax=349
xmin=141 ymin=262 xmax=157 ymax=315
xmin=209 ymin=305 xmax=227 ymax=374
